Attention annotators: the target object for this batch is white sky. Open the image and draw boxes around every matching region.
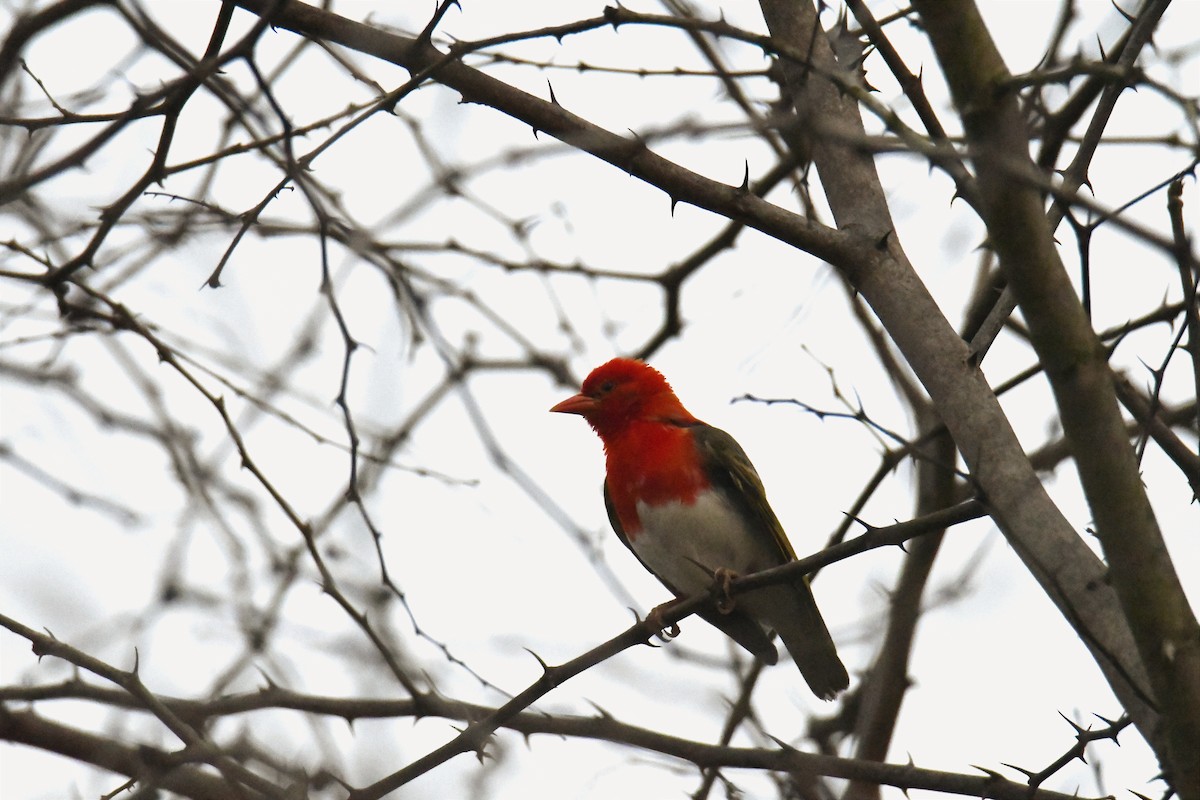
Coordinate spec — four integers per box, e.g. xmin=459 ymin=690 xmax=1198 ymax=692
xmin=1 ymin=1 xmax=1197 ymax=798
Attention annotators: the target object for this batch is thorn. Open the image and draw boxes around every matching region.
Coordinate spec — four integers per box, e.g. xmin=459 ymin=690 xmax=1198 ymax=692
xmin=841 ymin=511 xmax=878 ymax=532
xmin=1001 ymin=762 xmax=1038 ymax=780
xmin=767 ymin=734 xmax=798 ymax=752
xmin=970 ymin=765 xmax=1005 ymax=781
xmin=669 ymin=196 xmax=679 ymax=216
xmin=739 ymin=160 xmax=751 ymax=192
xmin=255 ymin=665 xmax=278 ymax=689
xmin=523 ymin=647 xmax=550 ymax=673
xmin=34 ymin=628 xmax=56 ymax=662
xmin=585 ymin=699 xmax=613 ymax=719
xmin=875 ymin=229 xmax=893 ymax=250
xmin=1058 ymin=710 xmax=1089 ymax=735
xmin=1111 ymin=2 xmax=1135 ymax=25
xmin=416 ymin=0 xmax=460 ymax=47
xmin=547 ymin=80 xmax=559 ymax=106
xmin=602 ymin=4 xmax=623 ymax=30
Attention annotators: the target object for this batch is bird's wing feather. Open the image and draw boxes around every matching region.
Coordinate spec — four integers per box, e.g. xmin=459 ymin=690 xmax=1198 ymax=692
xmin=691 ymin=424 xmax=849 ymax=698
xmin=691 ymin=424 xmax=797 ymax=561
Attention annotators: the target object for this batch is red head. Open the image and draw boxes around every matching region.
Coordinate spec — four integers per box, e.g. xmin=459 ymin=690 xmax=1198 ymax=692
xmin=550 ymin=358 xmax=697 ymax=438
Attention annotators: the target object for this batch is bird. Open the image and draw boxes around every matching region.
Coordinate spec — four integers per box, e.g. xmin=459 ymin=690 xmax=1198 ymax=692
xmin=551 ymin=357 xmax=849 ymax=700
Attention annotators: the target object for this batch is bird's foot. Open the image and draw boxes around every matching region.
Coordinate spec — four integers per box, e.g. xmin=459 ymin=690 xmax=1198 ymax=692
xmin=712 ymin=567 xmax=739 ymax=614
xmin=646 ymin=600 xmax=681 ymax=642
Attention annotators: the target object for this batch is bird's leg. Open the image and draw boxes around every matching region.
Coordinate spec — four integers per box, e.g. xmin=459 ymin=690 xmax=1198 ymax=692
xmin=712 ymin=567 xmax=738 ymax=614
xmin=646 ymin=599 xmax=682 ymax=642
xmin=682 ymin=556 xmax=740 ymax=615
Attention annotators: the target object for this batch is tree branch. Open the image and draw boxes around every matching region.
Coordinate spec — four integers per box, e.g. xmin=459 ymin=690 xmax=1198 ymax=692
xmin=911 ymin=2 xmax=1200 ymax=796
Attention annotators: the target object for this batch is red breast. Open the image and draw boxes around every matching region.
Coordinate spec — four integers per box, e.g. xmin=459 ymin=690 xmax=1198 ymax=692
xmin=601 ymin=419 xmax=710 ymax=538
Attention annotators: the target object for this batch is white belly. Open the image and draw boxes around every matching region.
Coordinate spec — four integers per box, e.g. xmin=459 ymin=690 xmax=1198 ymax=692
xmin=630 ymin=490 xmax=780 ymax=596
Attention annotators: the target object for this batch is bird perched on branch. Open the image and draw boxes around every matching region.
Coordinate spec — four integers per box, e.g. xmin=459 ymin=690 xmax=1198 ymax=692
xmin=551 ymin=357 xmax=848 ymax=700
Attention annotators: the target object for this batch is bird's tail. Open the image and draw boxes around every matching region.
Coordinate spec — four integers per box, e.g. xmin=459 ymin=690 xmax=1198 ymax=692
xmin=747 ymin=581 xmax=848 ymax=700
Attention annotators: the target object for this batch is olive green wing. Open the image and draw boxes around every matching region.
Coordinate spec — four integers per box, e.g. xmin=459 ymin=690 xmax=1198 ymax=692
xmin=603 ymin=481 xmax=778 ymax=665
xmin=692 ymin=424 xmax=849 ymax=699
xmin=691 ymin=423 xmax=797 ymax=561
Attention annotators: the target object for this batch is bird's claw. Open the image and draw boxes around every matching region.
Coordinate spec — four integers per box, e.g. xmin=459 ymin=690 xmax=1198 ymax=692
xmin=713 ymin=567 xmax=738 ymax=614
xmin=647 ymin=601 xmax=681 ymax=642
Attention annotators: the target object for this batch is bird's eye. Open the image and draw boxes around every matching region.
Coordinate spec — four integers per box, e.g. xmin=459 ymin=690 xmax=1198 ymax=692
xmin=598 ymin=380 xmax=616 ymax=394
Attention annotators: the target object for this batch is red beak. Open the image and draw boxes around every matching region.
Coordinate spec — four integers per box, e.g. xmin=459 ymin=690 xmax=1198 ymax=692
xmin=550 ymin=393 xmax=597 ymax=415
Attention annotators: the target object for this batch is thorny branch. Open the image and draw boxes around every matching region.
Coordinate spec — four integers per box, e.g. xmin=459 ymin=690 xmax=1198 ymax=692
xmin=1 ymin=1 xmax=1195 ymax=798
